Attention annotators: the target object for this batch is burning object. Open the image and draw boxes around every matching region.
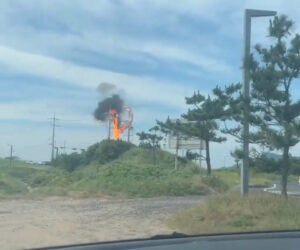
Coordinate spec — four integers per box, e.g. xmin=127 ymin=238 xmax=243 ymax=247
xmin=94 ymin=93 xmax=133 ymax=140
xmin=109 ymin=106 xmax=133 ymax=140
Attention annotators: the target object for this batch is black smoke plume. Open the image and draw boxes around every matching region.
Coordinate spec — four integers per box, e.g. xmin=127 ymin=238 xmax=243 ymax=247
xmin=94 ymin=94 xmax=124 ymax=121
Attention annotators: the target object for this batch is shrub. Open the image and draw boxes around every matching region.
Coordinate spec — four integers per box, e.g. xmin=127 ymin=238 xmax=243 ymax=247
xmin=82 ymin=143 xmax=100 ymax=165
xmin=52 ymin=140 xmax=134 ymax=171
xmin=53 ymin=153 xmax=83 ymax=171
xmin=98 ymin=140 xmax=134 ymax=164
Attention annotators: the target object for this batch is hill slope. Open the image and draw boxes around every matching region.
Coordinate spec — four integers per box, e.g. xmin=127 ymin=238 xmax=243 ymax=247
xmin=0 ymin=141 xmax=229 ymax=198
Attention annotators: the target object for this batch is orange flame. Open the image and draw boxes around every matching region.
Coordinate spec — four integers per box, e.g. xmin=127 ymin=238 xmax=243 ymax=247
xmin=112 ymin=112 xmax=122 ymax=140
xmin=110 ymin=107 xmax=133 ymax=140
xmin=109 ymin=110 xmax=121 ymax=140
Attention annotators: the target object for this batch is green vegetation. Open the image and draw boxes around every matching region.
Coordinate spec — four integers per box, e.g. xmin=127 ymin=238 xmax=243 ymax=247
xmin=49 ymin=147 xmax=229 ymax=197
xmin=0 ymin=141 xmax=231 ymax=198
xmin=52 ymin=140 xmax=134 ymax=171
xmin=0 ymin=173 xmax=27 ymax=196
xmin=136 ymin=126 xmax=163 ymax=165
xmin=183 ymin=91 xmax=227 ymax=175
xmin=0 ymin=138 xmax=297 ymax=198
xmin=167 ymin=194 xmax=300 ymax=234
xmin=214 ymin=168 xmax=279 ymax=189
xmin=211 ymin=16 xmax=300 ymax=196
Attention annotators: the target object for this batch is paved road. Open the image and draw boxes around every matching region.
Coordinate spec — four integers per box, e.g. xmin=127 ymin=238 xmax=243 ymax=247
xmin=263 ymin=181 xmax=300 ymax=196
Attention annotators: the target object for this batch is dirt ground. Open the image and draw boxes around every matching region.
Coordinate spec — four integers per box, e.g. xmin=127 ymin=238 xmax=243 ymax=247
xmin=0 ymin=196 xmax=205 ymax=250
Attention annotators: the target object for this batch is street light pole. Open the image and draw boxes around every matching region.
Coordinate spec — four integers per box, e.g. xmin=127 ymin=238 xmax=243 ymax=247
xmin=242 ymin=9 xmax=276 ymax=196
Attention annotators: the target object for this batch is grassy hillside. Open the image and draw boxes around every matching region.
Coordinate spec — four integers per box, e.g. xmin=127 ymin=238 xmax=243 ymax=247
xmin=167 ymin=194 xmax=300 ymax=234
xmin=1 ymin=140 xmax=293 ymax=198
xmin=32 ymin=147 xmax=229 ymax=197
xmin=0 ymin=142 xmax=230 ymax=198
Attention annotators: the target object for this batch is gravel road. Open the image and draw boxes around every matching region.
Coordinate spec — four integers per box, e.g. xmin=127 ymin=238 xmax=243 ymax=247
xmin=0 ymin=196 xmax=205 ymax=250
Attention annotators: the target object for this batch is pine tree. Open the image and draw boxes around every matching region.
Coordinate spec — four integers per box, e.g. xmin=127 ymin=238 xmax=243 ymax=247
xmin=248 ymin=15 xmax=300 ymax=196
xmin=156 ymin=117 xmax=184 ymax=170
xmin=182 ymin=92 xmax=226 ymax=175
xmin=137 ymin=126 xmax=163 ymax=164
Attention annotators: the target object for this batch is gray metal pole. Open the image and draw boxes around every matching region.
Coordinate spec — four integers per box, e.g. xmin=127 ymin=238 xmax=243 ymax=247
xmin=242 ymin=10 xmax=251 ymax=196
xmin=241 ymin=9 xmax=276 ymax=196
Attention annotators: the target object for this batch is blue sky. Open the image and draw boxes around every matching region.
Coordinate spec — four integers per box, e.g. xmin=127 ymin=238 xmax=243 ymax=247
xmin=1 ymin=0 xmax=300 ymax=165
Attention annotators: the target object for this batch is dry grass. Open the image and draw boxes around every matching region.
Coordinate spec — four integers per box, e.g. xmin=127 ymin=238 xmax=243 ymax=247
xmin=167 ymin=194 xmax=300 ymax=234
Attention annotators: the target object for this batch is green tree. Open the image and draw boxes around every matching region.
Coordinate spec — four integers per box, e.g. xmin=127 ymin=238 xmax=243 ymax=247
xmin=248 ymin=16 xmax=300 ymax=196
xmin=52 ymin=152 xmax=82 ymax=171
xmin=137 ymin=127 xmax=163 ymax=164
xmin=181 ymin=92 xmax=226 ymax=175
xmin=230 ymin=148 xmax=243 ymax=169
xmin=156 ymin=117 xmax=185 ymax=170
xmin=97 ymin=140 xmax=134 ymax=164
xmin=212 ymin=83 xmax=262 ymax=141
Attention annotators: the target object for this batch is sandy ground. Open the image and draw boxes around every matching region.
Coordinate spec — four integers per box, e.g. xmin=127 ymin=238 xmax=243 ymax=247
xmin=0 ymin=196 xmax=205 ymax=250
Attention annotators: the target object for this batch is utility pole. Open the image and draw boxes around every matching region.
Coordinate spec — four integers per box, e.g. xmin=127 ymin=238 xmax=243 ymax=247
xmin=9 ymin=144 xmax=13 ymax=167
xmin=127 ymin=126 xmax=133 ymax=143
xmin=50 ymin=114 xmax=59 ymax=162
xmin=242 ymin=9 xmax=276 ymax=196
xmin=55 ymin=147 xmax=59 ymax=159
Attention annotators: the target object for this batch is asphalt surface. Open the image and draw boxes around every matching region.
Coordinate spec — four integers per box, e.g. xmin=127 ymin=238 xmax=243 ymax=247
xmin=263 ymin=180 xmax=300 ymax=196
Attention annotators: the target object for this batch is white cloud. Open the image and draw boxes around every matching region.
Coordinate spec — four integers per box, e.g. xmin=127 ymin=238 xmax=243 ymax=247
xmin=0 ymin=44 xmax=194 ymax=109
xmin=139 ymin=42 xmax=231 ymax=73
xmin=0 ymin=0 xmax=233 ymax=77
xmin=0 ymin=99 xmax=94 ymax=124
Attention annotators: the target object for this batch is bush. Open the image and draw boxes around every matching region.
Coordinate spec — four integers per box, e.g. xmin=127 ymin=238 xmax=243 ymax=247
xmin=290 ymin=159 xmax=300 ymax=175
xmin=53 ymin=153 xmax=83 ymax=171
xmin=52 ymin=140 xmax=134 ymax=171
xmin=252 ymin=155 xmax=280 ymax=173
xmin=98 ymin=140 xmax=134 ymax=164
xmin=82 ymin=143 xmax=100 ymax=165
xmin=252 ymin=154 xmax=300 ymax=175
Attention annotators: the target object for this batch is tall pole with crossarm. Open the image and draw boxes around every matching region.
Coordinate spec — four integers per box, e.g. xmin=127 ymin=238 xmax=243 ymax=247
xmin=242 ymin=9 xmax=276 ymax=196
